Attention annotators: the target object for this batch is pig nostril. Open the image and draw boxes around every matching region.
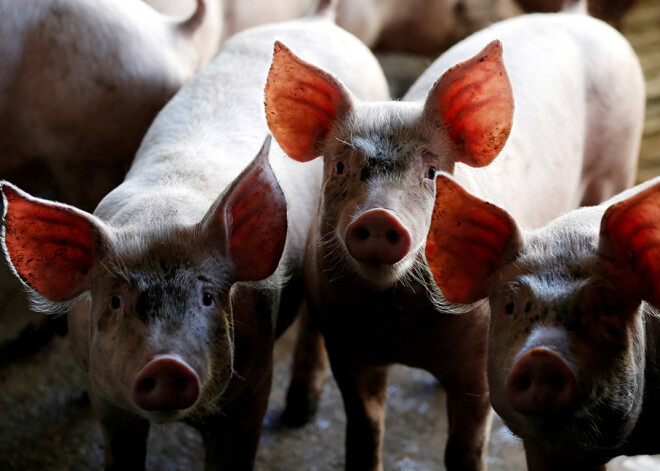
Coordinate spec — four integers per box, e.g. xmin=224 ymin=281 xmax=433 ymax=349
xmin=356 ymin=227 xmax=370 ymax=241
xmin=386 ymin=230 xmax=399 ymax=244
xmin=517 ymin=375 xmax=532 ymax=391
xmin=141 ymin=377 xmax=157 ymax=392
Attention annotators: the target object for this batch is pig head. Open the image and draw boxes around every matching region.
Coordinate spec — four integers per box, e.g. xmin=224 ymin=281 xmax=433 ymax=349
xmin=1 ymin=140 xmax=286 ymax=467
xmin=427 ymin=175 xmax=660 ymax=469
xmin=265 ymin=39 xmax=512 ymax=290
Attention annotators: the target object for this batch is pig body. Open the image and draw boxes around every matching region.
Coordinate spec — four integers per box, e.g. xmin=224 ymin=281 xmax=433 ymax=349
xmin=0 ymin=0 xmax=220 ymax=211
xmin=426 ymin=175 xmax=660 ymax=470
xmin=1 ymin=6 xmax=389 ymax=470
xmin=265 ymin=12 xmax=644 ymax=471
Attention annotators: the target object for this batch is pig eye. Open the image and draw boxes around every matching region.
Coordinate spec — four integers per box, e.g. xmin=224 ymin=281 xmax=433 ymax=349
xmin=505 ymin=302 xmax=515 ymax=315
xmin=110 ymin=296 xmax=122 ymax=310
xmin=202 ymin=292 xmax=214 ymax=307
xmin=426 ymin=166 xmax=437 ymax=180
xmin=334 ymin=161 xmax=346 ymax=175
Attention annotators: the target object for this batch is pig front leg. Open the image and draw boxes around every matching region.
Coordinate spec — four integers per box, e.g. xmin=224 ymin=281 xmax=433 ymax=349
xmin=197 ymin=367 xmax=273 ymax=471
xmin=442 ymin=375 xmax=491 ymax=471
xmin=327 ymin=347 xmax=388 ymax=471
xmin=281 ymin=304 xmax=328 ymax=426
xmin=94 ymin=400 xmax=150 ymax=471
xmin=430 ymin=305 xmax=492 ymax=471
xmin=523 ymin=438 xmax=607 ymax=471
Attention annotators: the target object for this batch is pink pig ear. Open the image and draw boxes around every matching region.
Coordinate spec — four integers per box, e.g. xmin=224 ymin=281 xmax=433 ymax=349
xmin=425 ymin=175 xmax=520 ymax=304
xmin=600 ymin=181 xmax=660 ymax=307
xmin=264 ymin=41 xmax=353 ymax=162
xmin=200 ymin=136 xmax=287 ymax=282
xmin=423 ymin=40 xmax=514 ymax=168
xmin=1 ymin=182 xmax=108 ymax=302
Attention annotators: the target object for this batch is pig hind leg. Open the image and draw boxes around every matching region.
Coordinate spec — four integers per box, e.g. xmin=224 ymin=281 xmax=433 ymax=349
xmin=580 ymin=77 xmax=643 ymax=206
xmin=280 ymin=304 xmax=328 ymax=427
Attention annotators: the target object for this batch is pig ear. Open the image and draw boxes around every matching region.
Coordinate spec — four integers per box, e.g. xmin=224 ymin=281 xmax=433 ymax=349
xmin=1 ymin=181 xmax=108 ymax=303
xmin=425 ymin=175 xmax=521 ymax=304
xmin=200 ymin=136 xmax=287 ymax=282
xmin=423 ymin=40 xmax=513 ymax=168
xmin=600 ymin=181 xmax=660 ymax=307
xmin=264 ymin=41 xmax=353 ymax=162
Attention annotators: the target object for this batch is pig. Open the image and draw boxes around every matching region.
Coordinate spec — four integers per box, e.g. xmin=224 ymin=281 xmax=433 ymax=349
xmin=0 ymin=2 xmax=390 ymax=469
xmin=426 ymin=174 xmax=660 ymax=470
xmin=0 ymin=0 xmax=220 ymax=211
xmin=149 ymin=0 xmax=532 ymax=58
xmin=265 ymin=12 xmax=645 ymax=470
xmin=0 ymin=0 xmax=221 ymax=375
xmin=513 ymin=0 xmax=640 ymax=27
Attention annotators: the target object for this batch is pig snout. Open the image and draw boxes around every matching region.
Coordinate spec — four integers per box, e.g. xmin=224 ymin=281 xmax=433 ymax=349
xmin=344 ymin=209 xmax=412 ymax=265
xmin=505 ymin=348 xmax=577 ymax=416
xmin=133 ymin=355 xmax=200 ymax=412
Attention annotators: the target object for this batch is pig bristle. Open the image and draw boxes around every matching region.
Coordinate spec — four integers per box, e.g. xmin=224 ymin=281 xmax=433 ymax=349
xmin=27 ymin=289 xmax=88 ymax=317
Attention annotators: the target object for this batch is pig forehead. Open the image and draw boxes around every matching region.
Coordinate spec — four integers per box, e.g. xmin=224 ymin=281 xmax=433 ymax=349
xmin=502 ymin=232 xmax=602 ymax=285
xmin=103 ymin=239 xmax=227 ymax=290
xmin=338 ymin=103 xmax=430 ymax=151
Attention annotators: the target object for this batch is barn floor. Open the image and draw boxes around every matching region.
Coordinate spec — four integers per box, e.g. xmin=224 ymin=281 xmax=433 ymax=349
xmin=1 ymin=3 xmax=659 ymax=470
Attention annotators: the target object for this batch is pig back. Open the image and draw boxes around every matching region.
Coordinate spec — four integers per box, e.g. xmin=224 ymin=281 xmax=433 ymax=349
xmin=0 ymin=0 xmax=205 ymax=211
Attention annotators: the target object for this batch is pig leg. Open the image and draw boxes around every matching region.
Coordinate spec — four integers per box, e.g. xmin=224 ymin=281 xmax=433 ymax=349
xmin=523 ymin=438 xmax=607 ymax=471
xmin=94 ymin=400 xmax=150 ymax=471
xmin=198 ymin=366 xmax=272 ymax=471
xmin=432 ymin=307 xmax=491 ymax=471
xmin=441 ymin=378 xmax=491 ymax=470
xmin=281 ymin=303 xmax=328 ymax=426
xmin=328 ymin=348 xmax=388 ymax=471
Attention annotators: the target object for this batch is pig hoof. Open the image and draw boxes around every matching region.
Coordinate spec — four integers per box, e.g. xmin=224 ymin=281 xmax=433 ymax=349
xmin=279 ymin=381 xmax=319 ymax=427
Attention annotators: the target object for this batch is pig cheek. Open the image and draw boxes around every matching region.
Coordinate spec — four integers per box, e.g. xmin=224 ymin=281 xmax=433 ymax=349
xmin=89 ymin=321 xmax=146 ymax=409
xmin=487 ymin=300 xmax=528 ymax=414
xmin=204 ymin=306 xmax=234 ymax=398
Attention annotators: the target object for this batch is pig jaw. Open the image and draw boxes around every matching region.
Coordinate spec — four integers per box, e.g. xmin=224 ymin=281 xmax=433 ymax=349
xmin=488 ymin=264 xmax=645 ymax=450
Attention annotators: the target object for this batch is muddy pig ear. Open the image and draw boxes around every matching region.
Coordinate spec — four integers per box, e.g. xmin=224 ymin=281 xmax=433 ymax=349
xmin=264 ymin=41 xmax=354 ymax=162
xmin=600 ymin=180 xmax=660 ymax=307
xmin=425 ymin=175 xmax=521 ymax=304
xmin=423 ymin=40 xmax=514 ymax=168
xmin=1 ymin=181 xmax=109 ymax=303
xmin=201 ymin=136 xmax=287 ymax=282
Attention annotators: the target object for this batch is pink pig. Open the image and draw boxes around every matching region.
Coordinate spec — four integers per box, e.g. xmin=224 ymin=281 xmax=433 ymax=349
xmin=265 ymin=12 xmax=644 ymax=471
xmin=426 ymin=174 xmax=660 ymax=470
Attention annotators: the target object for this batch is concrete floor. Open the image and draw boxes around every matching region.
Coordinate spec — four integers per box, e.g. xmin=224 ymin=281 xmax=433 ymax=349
xmin=1 ymin=2 xmax=660 ymax=470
